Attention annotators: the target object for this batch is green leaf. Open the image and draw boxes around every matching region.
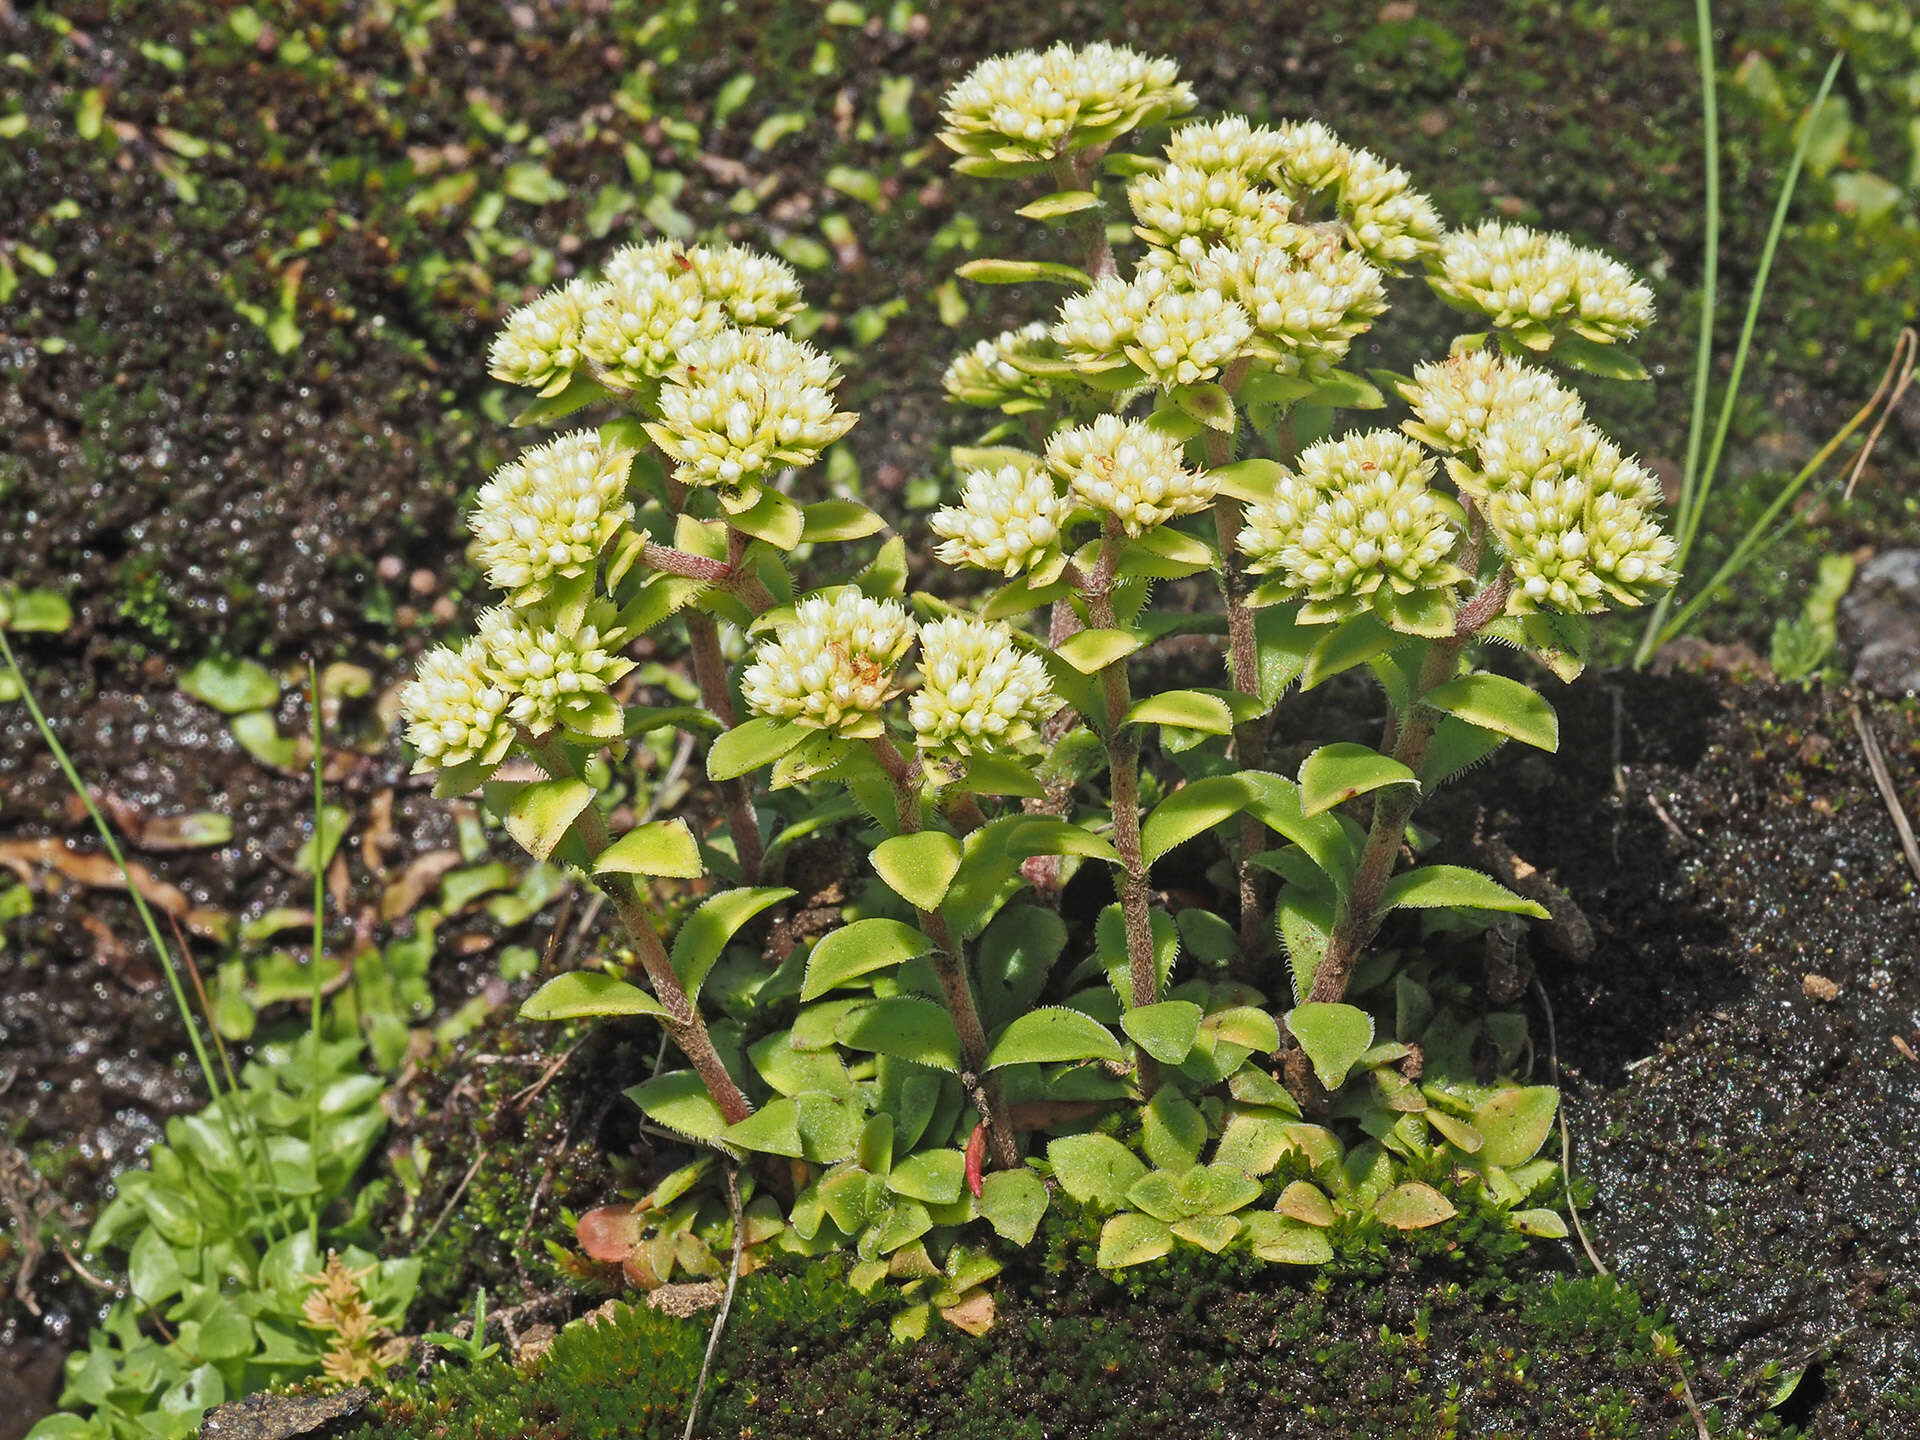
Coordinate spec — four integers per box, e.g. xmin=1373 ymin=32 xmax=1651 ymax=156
xmin=1124 ymin=690 xmax=1235 ymax=735
xmin=1141 ymin=774 xmax=1257 ymax=865
xmin=1120 ymin=1001 xmax=1204 ymax=1065
xmin=1378 ymin=865 xmax=1548 ymax=918
xmin=520 ymin=971 xmax=668 ymax=1022
xmin=510 ymin=373 xmax=611 ymax=426
xmin=1254 ymin=608 xmax=1314 ymax=702
xmin=836 ymin=997 xmax=963 ymax=1072
xmin=978 ymin=1168 xmax=1048 ymax=1245
xmin=986 ymin=1006 xmax=1123 ymax=1069
xmin=128 ymin=1226 xmax=183 ymax=1306
xmin=671 ymin=887 xmax=796 ymax=1000
xmin=872 ymin=830 xmax=963 ymax=911
xmin=800 ymin=500 xmax=886 ymax=543
xmin=1015 ymin=189 xmax=1099 ymax=220
xmin=1211 ymin=458 xmax=1283 ymax=504
xmin=1424 ymin=673 xmax=1559 ymax=752
xmin=955 ymin=257 xmax=1093 ymax=287
xmin=1140 ymin=1087 xmax=1207 ymax=1171
xmin=596 ymin=818 xmax=704 ymax=879
xmin=1056 ymin=628 xmax=1144 ymax=674
xmin=1547 ymin=331 xmax=1649 ymax=381
xmin=1372 ymin=1181 xmax=1456 ymax=1230
xmin=1284 ymin=1003 xmax=1374 ymax=1090
xmin=1171 ymin=382 xmax=1236 ymax=432
xmin=1096 ymin=1212 xmax=1173 ymax=1269
xmin=709 ymin=717 xmax=808 ymax=781
xmin=1214 ymin=1108 xmax=1299 ymax=1176
xmin=1511 ymin=1207 xmax=1569 ymax=1239
xmin=179 ymin=656 xmax=279 ymax=713
xmin=1420 ymin=716 xmax=1507 ymax=789
xmin=1047 ymin=1133 xmax=1148 ymax=1210
xmin=801 ymin=918 xmax=933 ymax=1001
xmin=888 ymin=1148 xmax=965 ymax=1205
xmin=1005 ymin=818 xmax=1121 ymax=866
xmin=1244 ymin=1212 xmax=1334 ymax=1265
xmin=625 ymin=1070 xmax=729 ymax=1142
xmin=723 ymin=1098 xmax=806 ymax=1158
xmin=503 ymin=779 xmax=595 ymax=861
xmin=976 ymin=905 xmax=1066 ymax=1030
xmin=1473 ymin=1086 xmax=1559 ymax=1166
xmin=3 ymin=590 xmax=72 ymax=633
xmin=1298 ymin=612 xmax=1403 ymax=690
xmin=1298 ymin=743 xmax=1417 ymax=818
xmin=1307 ymin=369 xmax=1386 ymax=409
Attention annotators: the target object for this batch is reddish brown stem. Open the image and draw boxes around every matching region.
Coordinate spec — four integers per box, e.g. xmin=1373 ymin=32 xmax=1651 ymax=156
xmin=685 ymin=609 xmax=764 ymax=884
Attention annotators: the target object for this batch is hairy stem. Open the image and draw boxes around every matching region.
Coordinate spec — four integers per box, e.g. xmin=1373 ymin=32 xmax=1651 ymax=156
xmin=868 ymin=735 xmax=1020 ymax=1169
xmin=1052 ymin=152 xmax=1117 ymax=284
xmin=524 ymin=734 xmax=752 ymax=1125
xmin=685 ymin=608 xmax=765 ymax=884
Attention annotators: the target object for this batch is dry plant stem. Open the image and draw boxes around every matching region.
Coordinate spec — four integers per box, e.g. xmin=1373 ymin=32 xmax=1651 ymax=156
xmin=684 ymin=607 xmax=765 ymax=884
xmin=523 ymin=734 xmax=752 ymax=1125
xmin=867 ymin=734 xmax=1020 ymax=1170
xmin=1087 ymin=520 xmax=1157 ymax=1011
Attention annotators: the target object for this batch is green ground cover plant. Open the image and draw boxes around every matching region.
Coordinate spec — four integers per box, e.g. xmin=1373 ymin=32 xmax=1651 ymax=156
xmin=388 ymin=41 xmax=1680 ymax=1330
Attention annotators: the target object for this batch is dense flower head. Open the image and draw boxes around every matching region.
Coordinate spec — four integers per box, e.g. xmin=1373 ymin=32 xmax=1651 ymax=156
xmin=910 ymin=617 xmax=1057 ymax=757
xmin=1164 ymin=116 xmax=1288 ymax=176
xmin=684 ymin=244 xmax=805 ymax=328
xmin=1046 ymin=415 xmax=1216 ymax=534
xmin=1128 ymin=162 xmax=1298 ymax=262
xmin=579 ymin=264 xmax=724 ymax=390
xmin=489 ymin=280 xmax=594 ymax=394
xmin=400 ymin=640 xmax=513 ymax=773
xmin=1239 ymin=430 xmax=1460 ymax=603
xmin=1399 ymin=349 xmax=1585 ymax=458
xmin=1266 ymin=119 xmax=1353 ymax=195
xmin=942 ymin=323 xmax=1059 ymax=411
xmin=931 ymin=464 xmax=1065 ymax=576
xmin=1053 ymin=270 xmax=1165 ymax=372
xmin=475 ymin=607 xmax=634 ymax=737
xmin=938 ymin=42 xmax=1194 ymax=165
xmin=1336 ymin=150 xmax=1443 ymax=270
xmin=468 ymin=430 xmax=635 ymax=601
xmin=644 ymin=328 xmax=855 ymax=490
xmin=1191 ymin=238 xmax=1387 ymax=369
xmin=1128 ymin=284 xmax=1255 ymax=387
xmin=1429 ymin=221 xmax=1655 ymax=344
xmin=740 ymin=594 xmax=916 ymax=735
xmin=1485 ymin=475 xmax=1677 ymax=614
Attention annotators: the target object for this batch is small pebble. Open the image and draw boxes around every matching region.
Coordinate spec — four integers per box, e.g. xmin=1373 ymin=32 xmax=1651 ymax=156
xmin=1802 ymin=973 xmax=1840 ymax=1002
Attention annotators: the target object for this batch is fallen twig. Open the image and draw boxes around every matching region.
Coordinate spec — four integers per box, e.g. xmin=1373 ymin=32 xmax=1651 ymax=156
xmin=682 ymin=1164 xmax=745 ymax=1440
xmin=1850 ymin=704 xmax=1920 ymax=889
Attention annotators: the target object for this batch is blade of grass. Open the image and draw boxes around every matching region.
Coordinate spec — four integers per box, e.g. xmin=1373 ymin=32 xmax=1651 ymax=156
xmin=306 ymin=659 xmax=327 ymax=1232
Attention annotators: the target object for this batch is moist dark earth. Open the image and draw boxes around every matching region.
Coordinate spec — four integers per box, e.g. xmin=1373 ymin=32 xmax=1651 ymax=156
xmin=3 ymin=0 xmax=1919 ymax=1437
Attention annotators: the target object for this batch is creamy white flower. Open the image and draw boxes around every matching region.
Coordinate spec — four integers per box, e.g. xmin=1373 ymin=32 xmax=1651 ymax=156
xmin=602 ymin=240 xmax=685 ymax=285
xmin=740 ymin=594 xmax=916 ymax=735
xmin=931 ymin=464 xmax=1064 ymax=576
xmin=1191 ymin=238 xmax=1386 ymax=368
xmin=942 ymin=323 xmax=1059 ymax=411
xmin=1128 ymin=284 xmax=1254 ymax=387
xmin=1336 ymin=149 xmax=1443 ymax=269
xmin=488 ymin=280 xmax=593 ymax=394
xmin=685 ymin=244 xmax=805 ymax=328
xmin=1485 ymin=475 xmax=1677 ymax=614
xmin=1046 ymin=415 xmax=1215 ymax=533
xmin=1165 ymin=116 xmax=1288 ymax=175
xmin=476 ymin=607 xmax=635 ymax=737
xmin=579 ymin=264 xmax=725 ymax=391
xmin=1399 ymin=349 xmax=1586 ymax=458
xmin=910 ymin=617 xmax=1056 ymax=757
xmin=1128 ymin=162 xmax=1298 ymax=262
xmin=644 ymin=328 xmax=855 ymax=490
xmin=1266 ymin=119 xmax=1352 ymax=195
xmin=469 ymin=430 xmax=635 ymax=601
xmin=1239 ymin=430 xmax=1460 ymax=603
xmin=1429 ymin=221 xmax=1655 ymax=343
xmin=938 ymin=42 xmax=1194 ymax=166
xmin=1053 ymin=270 xmax=1166 ymax=372
xmin=400 ymin=640 xmax=513 ymax=772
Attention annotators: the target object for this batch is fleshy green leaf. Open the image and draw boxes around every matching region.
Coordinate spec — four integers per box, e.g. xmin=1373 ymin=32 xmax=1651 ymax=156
xmin=1298 ymin=743 xmax=1418 ymax=818
xmin=179 ymin=656 xmax=280 ymax=714
xmin=836 ymin=997 xmax=963 ymax=1072
xmin=1372 ymin=1181 xmax=1456 ymax=1230
xmin=1119 ymin=1000 xmax=1204 ymax=1065
xmin=1005 ymin=818 xmax=1121 ymax=866
xmin=625 ymin=1070 xmax=729 ymax=1141
xmin=1298 ymin=613 xmax=1402 ymax=691
xmin=872 ymin=830 xmax=964 ymax=911
xmin=1014 ymin=189 xmax=1099 ymax=220
xmin=1378 ymin=865 xmax=1548 ymax=918
xmin=888 ymin=1148 xmax=966 ymax=1205
xmin=1141 ymin=774 xmax=1258 ymax=865
xmin=709 ymin=717 xmax=808 ymax=781
xmin=722 ymin=1098 xmax=806 ymax=1157
xmin=1473 ymin=1086 xmax=1559 ymax=1166
xmin=1047 ymin=1133 xmax=1148 ymax=1210
xmin=520 ymin=971 xmax=669 ymax=1022
xmin=1124 ymin=689 xmax=1235 ymax=735
xmin=1244 ymin=1212 xmax=1334 ymax=1265
xmin=1096 ymin=1212 xmax=1173 ymax=1269
xmin=801 ymin=918 xmax=933 ymax=1001
xmin=1140 ymin=1087 xmax=1206 ymax=1171
xmin=1423 ymin=673 xmax=1559 ymax=752
xmin=955 ymin=257 xmax=1093 ymax=287
xmin=985 ymin=1006 xmax=1122 ymax=1069
xmin=978 ymin=1168 xmax=1048 ymax=1245
xmin=503 ymin=779 xmax=595 ymax=861
xmin=1284 ymin=1002 xmax=1375 ymax=1090
xmin=671 ymin=886 xmax=796 ymax=1000
xmin=1056 ymin=628 xmax=1144 ymax=673
xmin=1171 ymin=382 xmax=1236 ymax=432
xmin=596 ymin=818 xmax=704 ymax=879
xmin=800 ymin=499 xmax=886 ymax=543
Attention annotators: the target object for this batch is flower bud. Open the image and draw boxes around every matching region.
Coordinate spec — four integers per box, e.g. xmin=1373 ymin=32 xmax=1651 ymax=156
xmin=741 ymin=594 xmax=916 ymax=735
xmin=1430 ymin=221 xmax=1654 ymax=344
xmin=931 ymin=465 xmax=1065 ymax=576
xmin=910 ymin=616 xmax=1057 ymax=757
xmin=939 ymin=43 xmax=1194 ymax=166
xmin=488 ymin=280 xmax=593 ymax=394
xmin=469 ymin=430 xmax=635 ymax=601
xmin=400 ymin=640 xmax=513 ymax=773
xmin=942 ymin=323 xmax=1059 ymax=411
xmin=1046 ymin=415 xmax=1216 ymax=534
xmin=476 ymin=607 xmax=635 ymax=737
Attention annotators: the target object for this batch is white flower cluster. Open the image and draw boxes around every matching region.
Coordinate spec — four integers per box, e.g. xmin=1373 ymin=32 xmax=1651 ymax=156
xmin=1268 ymin=119 xmax=1351 ymax=194
xmin=1127 ymin=162 xmax=1299 ymax=263
xmin=1398 ymin=348 xmax=1586 ymax=459
xmin=469 ymin=430 xmax=635 ymax=602
xmin=741 ymin=594 xmax=916 ymax=737
xmin=910 ymin=617 xmax=1057 ymax=757
xmin=1045 ymin=415 xmax=1216 ymax=534
xmin=476 ymin=607 xmax=635 ymax=736
xmin=400 ymin=640 xmax=514 ymax=772
xmin=1337 ymin=150 xmax=1443 ymax=270
xmin=1485 ymin=476 xmax=1678 ymax=613
xmin=942 ymin=323 xmax=1058 ymax=412
xmin=1190 ymin=238 xmax=1386 ymax=371
xmin=931 ymin=464 xmax=1065 ymax=576
xmin=1163 ymin=116 xmax=1288 ymax=176
xmin=488 ymin=280 xmax=593 ymax=395
xmin=1429 ymin=221 xmax=1655 ymax=344
xmin=1053 ymin=271 xmax=1253 ymax=388
xmin=643 ymin=328 xmax=856 ymax=490
xmin=938 ymin=42 xmax=1194 ymax=168
xmin=1239 ymin=431 xmax=1461 ymax=608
